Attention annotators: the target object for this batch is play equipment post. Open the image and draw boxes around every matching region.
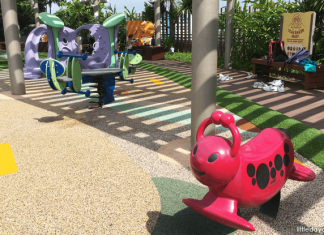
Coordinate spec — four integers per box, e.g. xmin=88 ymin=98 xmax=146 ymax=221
xmin=39 ymin=13 xmax=64 ymax=61
xmin=103 ymin=13 xmax=125 ymax=69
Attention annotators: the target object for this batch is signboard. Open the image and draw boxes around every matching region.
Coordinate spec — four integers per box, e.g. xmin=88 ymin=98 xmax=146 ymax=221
xmin=280 ymin=11 xmax=316 ymax=58
xmin=286 ymin=43 xmax=303 ymax=57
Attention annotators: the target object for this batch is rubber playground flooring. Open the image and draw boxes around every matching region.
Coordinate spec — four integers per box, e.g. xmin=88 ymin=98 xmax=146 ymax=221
xmin=0 ymin=64 xmax=323 ymax=234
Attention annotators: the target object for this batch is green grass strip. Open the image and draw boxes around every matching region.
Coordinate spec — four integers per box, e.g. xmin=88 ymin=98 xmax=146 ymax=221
xmin=137 ymin=62 xmax=324 ymax=170
xmin=0 ymin=52 xmax=49 ymax=71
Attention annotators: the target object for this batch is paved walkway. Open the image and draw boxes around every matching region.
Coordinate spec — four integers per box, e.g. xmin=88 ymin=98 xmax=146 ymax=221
xmin=0 ymin=63 xmax=322 ymax=234
xmin=143 ymin=60 xmax=324 ymax=132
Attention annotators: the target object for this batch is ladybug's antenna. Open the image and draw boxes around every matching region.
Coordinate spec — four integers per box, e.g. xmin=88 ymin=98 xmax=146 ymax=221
xmin=219 ymin=113 xmax=241 ymax=157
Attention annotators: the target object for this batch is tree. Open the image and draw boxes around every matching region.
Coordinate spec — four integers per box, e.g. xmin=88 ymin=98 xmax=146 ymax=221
xmin=0 ymin=0 xmax=47 ymax=41
xmin=54 ymin=0 xmax=107 ymax=29
xmin=228 ymin=0 xmax=299 ymax=70
xmin=46 ymin=0 xmax=66 ymax=14
xmin=107 ymin=3 xmax=117 ymax=15
xmin=124 ymin=6 xmax=138 ymax=21
xmin=296 ymin=0 xmax=324 ymax=61
xmin=176 ymin=0 xmax=192 ymax=15
xmin=26 ymin=0 xmax=46 ymax=26
xmin=142 ymin=0 xmax=179 ymax=42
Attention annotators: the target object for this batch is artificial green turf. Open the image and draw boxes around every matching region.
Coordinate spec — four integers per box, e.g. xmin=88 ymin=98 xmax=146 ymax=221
xmin=151 ymin=177 xmax=237 ymax=235
xmin=137 ymin=62 xmax=324 ymax=170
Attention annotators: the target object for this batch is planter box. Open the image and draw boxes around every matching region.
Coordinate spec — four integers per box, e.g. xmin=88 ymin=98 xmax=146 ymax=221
xmin=132 ymin=46 xmax=165 ymax=60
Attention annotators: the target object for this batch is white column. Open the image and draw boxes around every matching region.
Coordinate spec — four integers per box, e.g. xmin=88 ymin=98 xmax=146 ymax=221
xmin=34 ymin=0 xmax=40 ymax=27
xmin=154 ymin=0 xmax=161 ymax=46
xmin=1 ymin=0 xmax=26 ymax=95
xmin=224 ymin=0 xmax=234 ymax=69
xmin=191 ymin=0 xmax=219 ymax=147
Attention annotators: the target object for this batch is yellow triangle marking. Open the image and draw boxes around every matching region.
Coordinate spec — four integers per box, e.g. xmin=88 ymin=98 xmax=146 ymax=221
xmin=0 ymin=143 xmax=18 ymax=176
xmin=294 ymin=158 xmax=306 ymax=167
xmin=150 ymin=79 xmax=164 ymax=85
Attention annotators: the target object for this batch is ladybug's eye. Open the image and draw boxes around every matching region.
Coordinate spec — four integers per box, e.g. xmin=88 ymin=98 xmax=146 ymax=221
xmin=192 ymin=145 xmax=198 ymax=155
xmin=208 ymin=153 xmax=218 ymax=163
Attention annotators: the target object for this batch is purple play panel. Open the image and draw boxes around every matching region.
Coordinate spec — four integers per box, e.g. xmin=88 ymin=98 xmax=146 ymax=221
xmin=23 ymin=25 xmax=55 ymax=79
xmin=23 ymin=24 xmax=120 ymax=79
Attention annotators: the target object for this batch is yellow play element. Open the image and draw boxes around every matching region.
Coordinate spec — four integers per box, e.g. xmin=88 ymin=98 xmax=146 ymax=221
xmin=150 ymin=79 xmax=164 ymax=85
xmin=0 ymin=143 xmax=18 ymax=176
xmin=294 ymin=158 xmax=306 ymax=167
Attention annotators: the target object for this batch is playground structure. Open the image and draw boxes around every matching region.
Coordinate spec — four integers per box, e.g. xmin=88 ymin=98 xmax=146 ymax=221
xmin=23 ymin=12 xmax=125 ymax=79
xmin=183 ymin=110 xmax=316 ymax=231
xmin=23 ymin=12 xmax=143 ymax=108
xmin=39 ymin=49 xmax=141 ymax=108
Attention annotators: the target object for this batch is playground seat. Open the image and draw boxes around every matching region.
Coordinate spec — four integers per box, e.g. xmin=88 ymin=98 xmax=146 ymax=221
xmin=56 ymin=77 xmax=73 ymax=82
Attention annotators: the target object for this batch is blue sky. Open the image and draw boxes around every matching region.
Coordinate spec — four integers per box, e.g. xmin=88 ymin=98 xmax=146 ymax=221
xmin=47 ymin=0 xmax=278 ymax=15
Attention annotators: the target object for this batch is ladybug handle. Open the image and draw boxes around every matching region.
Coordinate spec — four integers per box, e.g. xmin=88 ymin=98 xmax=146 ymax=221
xmin=196 ymin=111 xmax=241 ymax=157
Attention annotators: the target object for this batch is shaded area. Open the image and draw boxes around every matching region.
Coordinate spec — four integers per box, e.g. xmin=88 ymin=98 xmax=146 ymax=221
xmin=35 ymin=115 xmax=64 ymax=122
xmin=0 ymin=63 xmax=322 ymax=234
xmin=151 ymin=177 xmax=238 ymax=235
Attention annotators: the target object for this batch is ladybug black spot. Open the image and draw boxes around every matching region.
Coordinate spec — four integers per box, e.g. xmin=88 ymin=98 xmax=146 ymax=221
xmin=256 ymin=163 xmax=270 ymax=190
xmin=252 ymin=178 xmax=256 ymax=185
xmin=275 ymin=154 xmax=283 ymax=171
xmin=208 ymin=153 xmax=218 ymax=163
xmin=269 ymin=161 xmax=272 ymax=167
xmin=193 ymin=145 xmax=198 ymax=155
xmin=280 ymin=170 xmax=284 ymax=177
xmin=247 ymin=163 xmax=255 ymax=177
xmin=284 ymin=143 xmax=289 ymax=153
xmin=271 ymin=168 xmax=276 ymax=178
xmin=284 ymin=154 xmax=290 ymax=167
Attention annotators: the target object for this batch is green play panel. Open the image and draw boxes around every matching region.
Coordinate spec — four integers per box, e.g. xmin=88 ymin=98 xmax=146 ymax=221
xmin=40 ymin=59 xmax=66 ymax=91
xmin=71 ymin=57 xmax=82 ymax=92
xmin=103 ymin=13 xmax=125 ymax=28
xmin=130 ymin=54 xmax=143 ymax=65
xmin=123 ymin=54 xmax=129 ymax=80
xmin=39 ymin=12 xmax=64 ymax=28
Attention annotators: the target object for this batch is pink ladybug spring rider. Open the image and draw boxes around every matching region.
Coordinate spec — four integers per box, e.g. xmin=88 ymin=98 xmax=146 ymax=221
xmin=183 ymin=111 xmax=316 ymax=231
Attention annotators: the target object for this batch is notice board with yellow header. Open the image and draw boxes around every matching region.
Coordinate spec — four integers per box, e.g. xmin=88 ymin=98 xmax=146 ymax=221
xmin=279 ymin=12 xmax=316 ymax=58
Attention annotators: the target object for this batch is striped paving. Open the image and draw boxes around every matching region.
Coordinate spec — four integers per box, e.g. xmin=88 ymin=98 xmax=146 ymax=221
xmin=0 ymin=66 xmax=323 ymax=234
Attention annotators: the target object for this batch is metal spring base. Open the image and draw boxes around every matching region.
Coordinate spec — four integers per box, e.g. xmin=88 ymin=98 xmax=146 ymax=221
xmin=88 ymin=77 xmax=106 ymax=109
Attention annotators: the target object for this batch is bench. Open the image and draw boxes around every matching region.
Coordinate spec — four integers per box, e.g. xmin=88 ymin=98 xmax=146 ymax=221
xmin=252 ymin=58 xmax=324 ymax=90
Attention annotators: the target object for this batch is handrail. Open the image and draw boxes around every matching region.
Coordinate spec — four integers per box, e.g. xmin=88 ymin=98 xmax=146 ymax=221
xmin=57 ymin=51 xmax=88 ymax=61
